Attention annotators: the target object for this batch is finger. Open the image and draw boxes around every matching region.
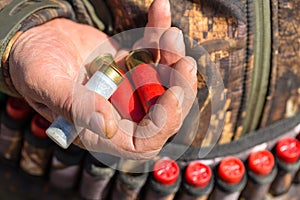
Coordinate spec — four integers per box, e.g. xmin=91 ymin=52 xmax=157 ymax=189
xmin=22 ymin=72 xmax=120 ymax=140
xmin=71 ymin=84 xmax=120 ymax=138
xmin=159 ymin=27 xmax=185 ymax=65
xmin=77 ymin=86 xmax=184 ymax=155
xmin=170 ymin=56 xmax=198 ymax=118
xmin=146 ymin=0 xmax=171 ymax=28
xmin=158 ymin=27 xmax=185 ymax=85
xmin=132 ymin=86 xmax=184 ymax=152
xmin=143 ymin=0 xmax=171 ymax=61
xmin=75 ymin=127 xmax=160 ymax=160
xmin=32 ymin=79 xmax=119 ymax=139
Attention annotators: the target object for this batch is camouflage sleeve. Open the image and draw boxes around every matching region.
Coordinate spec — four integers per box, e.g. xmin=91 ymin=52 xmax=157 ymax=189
xmin=0 ymin=0 xmax=76 ymax=97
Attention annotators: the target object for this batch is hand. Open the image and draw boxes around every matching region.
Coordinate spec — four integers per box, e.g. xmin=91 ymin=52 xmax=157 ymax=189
xmin=9 ymin=0 xmax=197 ymax=159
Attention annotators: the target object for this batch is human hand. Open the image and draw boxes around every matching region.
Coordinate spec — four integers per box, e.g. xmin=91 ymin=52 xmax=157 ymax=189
xmin=9 ymin=0 xmax=197 ymax=159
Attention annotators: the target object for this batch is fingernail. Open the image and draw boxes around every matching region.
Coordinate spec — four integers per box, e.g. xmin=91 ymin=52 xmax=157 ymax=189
xmin=88 ymin=112 xmax=106 ymax=137
xmin=170 ymin=86 xmax=184 ymax=107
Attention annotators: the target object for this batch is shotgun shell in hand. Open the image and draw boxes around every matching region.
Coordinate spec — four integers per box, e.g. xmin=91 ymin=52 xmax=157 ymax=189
xmin=46 ymin=54 xmax=124 ymax=149
xmin=126 ymin=49 xmax=165 ymax=113
xmin=110 ymin=75 xmax=145 ymax=122
xmin=90 ymin=54 xmax=145 ymax=122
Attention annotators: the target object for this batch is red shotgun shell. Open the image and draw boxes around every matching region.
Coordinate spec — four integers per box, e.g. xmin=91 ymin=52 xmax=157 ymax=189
xmin=31 ymin=114 xmax=51 ymax=139
xmin=6 ymin=97 xmax=31 ymax=120
xmin=131 ymin=63 xmax=165 ymax=113
xmin=126 ymin=49 xmax=165 ymax=114
xmin=248 ymin=150 xmax=275 ymax=176
xmin=185 ymin=161 xmax=212 ymax=188
xmin=218 ymin=156 xmax=245 ymax=184
xmin=110 ymin=75 xmax=145 ymax=122
xmin=88 ymin=54 xmax=145 ymax=122
xmin=275 ymin=137 xmax=300 ymax=164
xmin=153 ymin=158 xmax=180 ymax=185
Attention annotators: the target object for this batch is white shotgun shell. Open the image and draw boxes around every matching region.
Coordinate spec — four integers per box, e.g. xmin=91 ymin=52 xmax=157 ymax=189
xmin=46 ymin=54 xmax=123 ymax=149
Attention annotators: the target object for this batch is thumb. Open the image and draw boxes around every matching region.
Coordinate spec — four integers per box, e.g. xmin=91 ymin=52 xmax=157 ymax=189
xmin=71 ymin=84 xmax=119 ymax=139
xmin=45 ymin=82 xmax=119 ymax=148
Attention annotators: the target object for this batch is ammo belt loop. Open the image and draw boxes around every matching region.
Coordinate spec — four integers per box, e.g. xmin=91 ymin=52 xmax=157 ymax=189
xmin=0 ymin=0 xmax=63 ymax=96
xmin=241 ymin=0 xmax=272 ymax=134
xmin=160 ymin=112 xmax=300 ymax=163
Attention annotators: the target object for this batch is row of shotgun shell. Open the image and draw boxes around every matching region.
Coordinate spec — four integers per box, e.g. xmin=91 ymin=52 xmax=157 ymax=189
xmin=0 ymin=94 xmax=300 ymax=200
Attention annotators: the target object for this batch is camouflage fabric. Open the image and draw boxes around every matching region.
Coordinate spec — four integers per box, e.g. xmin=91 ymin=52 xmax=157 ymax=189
xmin=260 ymin=0 xmax=300 ymax=127
xmin=0 ymin=0 xmax=75 ymax=97
xmin=0 ymin=0 xmax=299 ymax=146
xmin=102 ymin=0 xmax=300 ymax=146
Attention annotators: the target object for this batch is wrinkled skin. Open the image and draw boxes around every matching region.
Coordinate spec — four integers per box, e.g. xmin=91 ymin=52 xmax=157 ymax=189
xmin=9 ymin=0 xmax=197 ymax=159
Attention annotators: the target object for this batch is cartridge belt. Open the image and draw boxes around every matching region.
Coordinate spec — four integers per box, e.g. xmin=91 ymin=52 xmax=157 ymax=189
xmin=160 ymin=112 xmax=300 ymax=163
